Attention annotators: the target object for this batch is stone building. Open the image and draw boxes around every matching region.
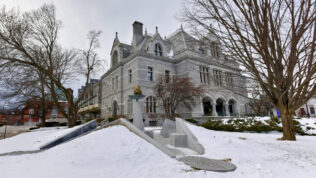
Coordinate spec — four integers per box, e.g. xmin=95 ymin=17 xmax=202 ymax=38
xmin=100 ymin=21 xmax=249 ymax=125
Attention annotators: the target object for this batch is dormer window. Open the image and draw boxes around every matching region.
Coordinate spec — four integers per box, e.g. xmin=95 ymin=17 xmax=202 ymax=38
xmin=112 ymin=51 xmax=118 ymax=66
xmin=154 ymin=43 xmax=162 ymax=56
xmin=198 ymin=48 xmax=205 ymax=55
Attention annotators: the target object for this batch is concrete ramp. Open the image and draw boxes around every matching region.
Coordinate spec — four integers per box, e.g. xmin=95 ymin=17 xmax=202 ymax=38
xmin=40 ymin=120 xmax=97 ymax=150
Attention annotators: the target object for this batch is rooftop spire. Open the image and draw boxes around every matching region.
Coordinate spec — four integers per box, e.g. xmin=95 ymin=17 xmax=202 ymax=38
xmin=155 ymin=26 xmax=158 ymax=32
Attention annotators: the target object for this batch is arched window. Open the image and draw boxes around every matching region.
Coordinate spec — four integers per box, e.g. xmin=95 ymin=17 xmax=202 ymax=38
xmin=154 ymin=43 xmax=162 ymax=56
xmin=146 ymin=96 xmax=156 ymax=113
xmin=112 ymin=51 xmax=118 ymax=66
xmin=127 ymin=98 xmax=133 ymax=114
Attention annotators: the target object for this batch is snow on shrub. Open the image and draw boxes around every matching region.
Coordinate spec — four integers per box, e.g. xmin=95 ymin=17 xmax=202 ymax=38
xmin=201 ymin=117 xmax=316 ymax=135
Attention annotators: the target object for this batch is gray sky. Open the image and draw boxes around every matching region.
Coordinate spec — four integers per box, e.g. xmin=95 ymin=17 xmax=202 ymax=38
xmin=1 ymin=0 xmax=184 ymax=94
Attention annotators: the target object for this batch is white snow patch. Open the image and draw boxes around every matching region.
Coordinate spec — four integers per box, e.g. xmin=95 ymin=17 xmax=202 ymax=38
xmin=0 ymin=124 xmax=83 ymax=154
xmin=1 ymin=123 xmax=316 ymax=177
xmin=186 ymin=122 xmax=316 ymax=178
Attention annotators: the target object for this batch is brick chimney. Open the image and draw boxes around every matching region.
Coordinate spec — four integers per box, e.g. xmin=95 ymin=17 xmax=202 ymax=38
xmin=132 ymin=21 xmax=143 ymax=46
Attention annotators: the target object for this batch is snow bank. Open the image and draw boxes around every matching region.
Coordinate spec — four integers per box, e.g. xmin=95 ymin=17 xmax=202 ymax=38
xmin=186 ymin=122 xmax=316 ymax=178
xmin=0 ymin=126 xmax=204 ymax=178
xmin=0 ymin=125 xmax=79 ymax=154
xmin=1 ymin=123 xmax=316 ymax=177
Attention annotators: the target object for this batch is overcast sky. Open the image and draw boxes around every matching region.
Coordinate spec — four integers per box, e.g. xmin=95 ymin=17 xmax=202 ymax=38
xmin=1 ymin=0 xmax=184 ymax=94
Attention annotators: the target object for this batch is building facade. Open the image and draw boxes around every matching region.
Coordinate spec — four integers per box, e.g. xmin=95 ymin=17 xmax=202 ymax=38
xmin=100 ymin=21 xmax=249 ymax=125
xmin=78 ymin=79 xmax=102 ymax=120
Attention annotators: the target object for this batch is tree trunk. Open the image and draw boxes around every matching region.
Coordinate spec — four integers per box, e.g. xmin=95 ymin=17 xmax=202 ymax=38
xmin=67 ymin=110 xmax=77 ymax=128
xmin=280 ymin=112 xmax=296 ymax=141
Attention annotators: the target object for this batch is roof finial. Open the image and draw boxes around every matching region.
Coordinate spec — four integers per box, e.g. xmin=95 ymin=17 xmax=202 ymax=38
xmin=181 ymin=24 xmax=183 ymax=30
xmin=115 ymin=32 xmax=118 ymax=37
xmin=145 ymin=27 xmax=147 ymax=36
xmin=156 ymin=26 xmax=158 ymax=32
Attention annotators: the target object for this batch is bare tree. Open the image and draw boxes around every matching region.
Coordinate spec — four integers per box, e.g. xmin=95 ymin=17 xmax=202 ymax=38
xmin=0 ymin=63 xmax=51 ymax=126
xmin=182 ymin=0 xmax=316 ymax=140
xmin=154 ymin=75 xmax=205 ymax=120
xmin=248 ymin=79 xmax=274 ymax=116
xmin=0 ymin=4 xmax=103 ymax=127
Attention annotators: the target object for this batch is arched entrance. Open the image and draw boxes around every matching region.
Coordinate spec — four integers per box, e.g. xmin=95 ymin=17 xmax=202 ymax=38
xmin=202 ymin=97 xmax=212 ymax=115
xmin=228 ymin=99 xmax=236 ymax=116
xmin=216 ymin=98 xmax=225 ymax=116
xmin=112 ymin=100 xmax=117 ymax=116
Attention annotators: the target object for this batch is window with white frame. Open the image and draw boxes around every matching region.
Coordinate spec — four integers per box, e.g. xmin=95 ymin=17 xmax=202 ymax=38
xmin=147 ymin=66 xmax=153 ymax=81
xmin=225 ymin=72 xmax=234 ymax=88
xmin=210 ymin=42 xmax=219 ymax=57
xmin=199 ymin=66 xmax=210 ymax=84
xmin=52 ymin=108 xmax=57 ymax=116
xmin=29 ymin=109 xmax=34 ymax=115
xmin=213 ymin=69 xmax=222 ymax=86
xmin=127 ymin=98 xmax=133 ymax=114
xmin=146 ymin=96 xmax=156 ymax=113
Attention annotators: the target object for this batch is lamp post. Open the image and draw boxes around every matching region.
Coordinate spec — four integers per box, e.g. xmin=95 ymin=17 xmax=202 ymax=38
xmin=128 ymin=85 xmax=146 ymax=131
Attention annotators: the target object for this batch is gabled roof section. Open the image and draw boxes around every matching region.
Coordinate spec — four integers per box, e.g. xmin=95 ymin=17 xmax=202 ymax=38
xmin=110 ymin=33 xmax=121 ymax=55
xmin=167 ymin=26 xmax=196 ymax=50
xmin=150 ymin=27 xmax=164 ymax=42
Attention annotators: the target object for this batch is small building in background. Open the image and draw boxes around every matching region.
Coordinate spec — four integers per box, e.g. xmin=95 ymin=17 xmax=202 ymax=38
xmin=77 ymin=79 xmax=102 ymax=121
xmin=269 ymin=94 xmax=316 ymax=118
xmin=0 ymin=99 xmax=68 ymax=126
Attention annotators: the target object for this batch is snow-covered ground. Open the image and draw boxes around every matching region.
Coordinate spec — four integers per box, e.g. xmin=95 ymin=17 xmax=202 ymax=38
xmin=0 ymin=125 xmax=80 ymax=154
xmin=0 ymin=123 xmax=315 ymax=178
xmin=187 ymin=123 xmax=316 ymax=178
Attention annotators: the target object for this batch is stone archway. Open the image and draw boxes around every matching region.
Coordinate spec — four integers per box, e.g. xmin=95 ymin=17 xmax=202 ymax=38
xmin=112 ymin=100 xmax=118 ymax=117
xmin=202 ymin=97 xmax=213 ymax=115
xmin=228 ymin=99 xmax=236 ymax=116
xmin=216 ymin=98 xmax=225 ymax=116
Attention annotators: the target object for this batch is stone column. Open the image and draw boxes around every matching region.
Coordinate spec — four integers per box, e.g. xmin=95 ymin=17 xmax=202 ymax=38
xmin=234 ymin=104 xmax=240 ymax=117
xmin=212 ymin=103 xmax=217 ymax=116
xmin=224 ymin=103 xmax=229 ymax=116
xmin=133 ymin=100 xmax=144 ymax=131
